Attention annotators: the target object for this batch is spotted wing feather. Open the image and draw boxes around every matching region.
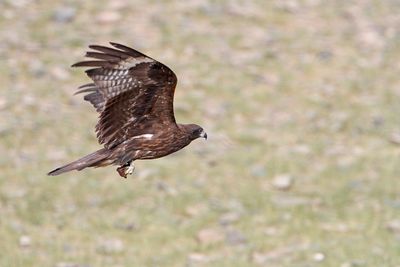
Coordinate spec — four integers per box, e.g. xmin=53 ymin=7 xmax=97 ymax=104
xmin=73 ymin=42 xmax=178 ymax=149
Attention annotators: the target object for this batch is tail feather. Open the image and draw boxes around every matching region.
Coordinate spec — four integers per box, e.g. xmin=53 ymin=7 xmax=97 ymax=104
xmin=48 ymin=148 xmax=110 ymax=176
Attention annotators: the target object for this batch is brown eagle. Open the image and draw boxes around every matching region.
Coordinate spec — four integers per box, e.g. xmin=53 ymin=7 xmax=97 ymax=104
xmin=48 ymin=42 xmax=207 ymax=178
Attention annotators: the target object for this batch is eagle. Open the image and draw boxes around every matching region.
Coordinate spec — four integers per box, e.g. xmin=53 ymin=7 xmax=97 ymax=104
xmin=48 ymin=42 xmax=207 ymax=178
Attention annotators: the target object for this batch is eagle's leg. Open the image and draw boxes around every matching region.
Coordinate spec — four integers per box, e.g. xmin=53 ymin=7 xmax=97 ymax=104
xmin=126 ymin=161 xmax=135 ymax=175
xmin=116 ymin=161 xmax=135 ymax=178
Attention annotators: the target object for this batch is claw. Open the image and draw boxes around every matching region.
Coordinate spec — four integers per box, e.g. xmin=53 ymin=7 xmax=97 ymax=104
xmin=116 ymin=162 xmax=135 ymax=178
xmin=126 ymin=163 xmax=135 ymax=175
xmin=116 ymin=166 xmax=127 ymax=178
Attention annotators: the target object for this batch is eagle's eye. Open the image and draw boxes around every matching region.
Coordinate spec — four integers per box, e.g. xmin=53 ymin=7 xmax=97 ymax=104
xmin=193 ymin=127 xmax=207 ymax=140
xmin=193 ymin=128 xmax=202 ymax=136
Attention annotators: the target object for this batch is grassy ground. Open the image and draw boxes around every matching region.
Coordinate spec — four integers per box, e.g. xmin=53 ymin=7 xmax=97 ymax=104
xmin=1 ymin=0 xmax=400 ymax=266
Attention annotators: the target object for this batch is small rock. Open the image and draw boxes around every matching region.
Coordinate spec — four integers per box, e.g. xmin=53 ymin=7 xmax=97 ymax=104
xmin=337 ymin=155 xmax=357 ymax=168
xmin=0 ymin=97 xmax=7 ymax=110
xmin=313 ymin=252 xmax=325 ymax=262
xmin=28 ymin=60 xmax=45 ymax=77
xmin=263 ymin=227 xmax=279 ymax=236
xmin=62 ymin=243 xmax=73 ymax=253
xmin=96 ymin=11 xmax=121 ymax=24
xmin=318 ymin=50 xmax=333 ymax=61
xmin=275 ymin=0 xmax=300 ymax=12
xmin=250 ymin=164 xmax=267 ymax=178
xmin=53 ymin=6 xmax=76 ymax=23
xmin=9 ymin=0 xmax=31 ymax=8
xmin=113 ymin=221 xmax=137 ymax=231
xmin=358 ymin=29 xmax=384 ymax=50
xmin=22 ymin=95 xmax=36 ymax=106
xmin=225 ymin=229 xmax=246 ymax=246
xmin=252 ymin=251 xmax=274 ymax=265
xmin=136 ymin=168 xmax=156 ymax=179
xmin=291 ymin=144 xmax=311 ymax=155
xmin=55 ymin=263 xmax=90 ymax=267
xmin=271 ymin=174 xmax=293 ymax=190
xmin=3 ymin=187 xmax=27 ymax=199
xmin=46 ymin=150 xmax=67 ymax=161
xmin=340 ymin=260 xmax=364 ymax=267
xmin=155 ymin=180 xmax=177 ymax=195
xmin=271 ymin=195 xmax=310 ymax=207
xmin=252 ymin=252 xmax=265 ymax=265
xmin=107 ymin=0 xmax=128 ymax=10
xmin=225 ymin=199 xmax=245 ymax=213
xmin=185 ymin=203 xmax=207 ymax=217
xmin=187 ymin=253 xmax=210 ymax=264
xmin=51 ymin=66 xmax=70 ymax=80
xmin=252 ymin=244 xmax=309 ymax=265
xmin=389 ymin=132 xmax=400 ymax=145
xmin=252 ymin=250 xmax=288 ymax=264
xmin=197 ymin=228 xmax=223 ymax=245
xmin=9 ymin=221 xmax=24 ymax=233
xmin=372 ymin=116 xmax=384 ymax=128
xmin=321 ymin=223 xmax=350 ymax=233
xmin=19 ymin=235 xmax=31 ymax=248
xmin=219 ymin=212 xmax=240 ymax=226
xmin=386 ymin=220 xmax=400 ymax=233
xmin=97 ymin=239 xmax=124 ymax=254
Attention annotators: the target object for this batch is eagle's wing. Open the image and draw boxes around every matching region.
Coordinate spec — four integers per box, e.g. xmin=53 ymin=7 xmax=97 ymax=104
xmin=73 ymin=42 xmax=178 ymax=149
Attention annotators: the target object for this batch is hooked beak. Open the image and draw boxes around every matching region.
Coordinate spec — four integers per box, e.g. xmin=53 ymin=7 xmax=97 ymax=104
xmin=200 ymin=130 xmax=207 ymax=140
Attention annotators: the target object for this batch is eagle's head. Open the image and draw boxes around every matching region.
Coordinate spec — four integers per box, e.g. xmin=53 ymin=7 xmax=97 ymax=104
xmin=184 ymin=124 xmax=207 ymax=141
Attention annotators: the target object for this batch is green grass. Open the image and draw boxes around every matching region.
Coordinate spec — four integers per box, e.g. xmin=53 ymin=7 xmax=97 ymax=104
xmin=1 ymin=0 xmax=400 ymax=266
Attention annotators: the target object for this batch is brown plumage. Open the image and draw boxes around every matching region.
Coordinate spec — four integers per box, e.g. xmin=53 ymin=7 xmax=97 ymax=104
xmin=48 ymin=42 xmax=207 ymax=178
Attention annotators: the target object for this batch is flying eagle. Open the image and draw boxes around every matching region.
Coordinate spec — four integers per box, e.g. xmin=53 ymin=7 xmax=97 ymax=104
xmin=48 ymin=42 xmax=207 ymax=178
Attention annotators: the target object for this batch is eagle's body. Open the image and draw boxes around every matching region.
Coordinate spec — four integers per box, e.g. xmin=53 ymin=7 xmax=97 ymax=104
xmin=48 ymin=43 xmax=206 ymax=178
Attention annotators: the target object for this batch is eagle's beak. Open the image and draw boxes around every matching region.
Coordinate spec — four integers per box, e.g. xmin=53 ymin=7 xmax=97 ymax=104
xmin=200 ymin=131 xmax=207 ymax=140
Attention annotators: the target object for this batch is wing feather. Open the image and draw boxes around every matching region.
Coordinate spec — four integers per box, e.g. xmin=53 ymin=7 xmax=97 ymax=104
xmin=72 ymin=42 xmax=178 ymax=149
xmin=72 ymin=60 xmax=112 ymax=67
xmin=88 ymin=45 xmax=130 ymax=58
xmin=85 ymin=52 xmax=121 ymax=62
xmin=109 ymin=42 xmax=148 ymax=57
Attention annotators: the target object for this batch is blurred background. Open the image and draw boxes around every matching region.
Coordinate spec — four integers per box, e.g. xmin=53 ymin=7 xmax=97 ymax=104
xmin=1 ymin=0 xmax=400 ymax=266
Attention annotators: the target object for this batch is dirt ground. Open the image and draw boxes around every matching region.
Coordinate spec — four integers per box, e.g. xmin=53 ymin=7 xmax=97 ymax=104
xmin=1 ymin=0 xmax=400 ymax=266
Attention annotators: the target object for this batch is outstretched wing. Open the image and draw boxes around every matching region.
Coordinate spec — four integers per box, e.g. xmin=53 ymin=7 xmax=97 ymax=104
xmin=73 ymin=42 xmax=178 ymax=149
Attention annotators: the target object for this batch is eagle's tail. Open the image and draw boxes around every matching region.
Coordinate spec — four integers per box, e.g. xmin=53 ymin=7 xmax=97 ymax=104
xmin=47 ymin=148 xmax=111 ymax=176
